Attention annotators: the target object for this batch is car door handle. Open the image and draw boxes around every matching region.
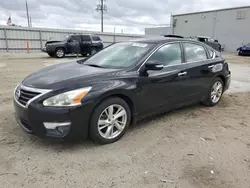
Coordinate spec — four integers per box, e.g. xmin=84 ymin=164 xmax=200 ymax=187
xmin=208 ymin=65 xmax=215 ymax=68
xmin=178 ymin=72 xmax=187 ymax=76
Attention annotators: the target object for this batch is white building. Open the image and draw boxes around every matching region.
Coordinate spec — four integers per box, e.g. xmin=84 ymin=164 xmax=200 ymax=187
xmin=172 ymin=6 xmax=250 ymax=52
xmin=145 ymin=26 xmax=172 ymax=36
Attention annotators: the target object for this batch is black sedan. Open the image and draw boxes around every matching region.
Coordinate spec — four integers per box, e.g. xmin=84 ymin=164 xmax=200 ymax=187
xmin=13 ymin=37 xmax=231 ymax=144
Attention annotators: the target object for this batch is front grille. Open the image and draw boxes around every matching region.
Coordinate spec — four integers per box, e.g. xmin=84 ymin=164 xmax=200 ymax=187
xmin=18 ymin=89 xmax=41 ymax=106
xmin=20 ymin=118 xmax=32 ymax=131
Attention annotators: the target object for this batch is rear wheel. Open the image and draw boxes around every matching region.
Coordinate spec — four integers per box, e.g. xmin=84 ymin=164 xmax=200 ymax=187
xmin=55 ymin=48 xmax=65 ymax=58
xmin=202 ymin=78 xmax=224 ymax=107
xmin=90 ymin=48 xmax=97 ymax=55
xmin=90 ymin=97 xmax=131 ymax=144
xmin=238 ymin=50 xmax=242 ymax=56
xmin=81 ymin=53 xmax=88 ymax=57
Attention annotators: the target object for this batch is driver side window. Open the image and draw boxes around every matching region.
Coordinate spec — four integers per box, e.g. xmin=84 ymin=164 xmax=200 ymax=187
xmin=148 ymin=43 xmax=182 ymax=66
xmin=69 ymin=36 xmax=81 ymax=43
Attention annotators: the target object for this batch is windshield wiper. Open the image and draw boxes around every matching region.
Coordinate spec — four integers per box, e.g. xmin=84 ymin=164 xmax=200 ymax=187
xmin=85 ymin=64 xmax=105 ymax=68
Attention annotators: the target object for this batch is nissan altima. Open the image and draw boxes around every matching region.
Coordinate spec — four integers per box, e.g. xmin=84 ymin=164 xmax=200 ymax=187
xmin=13 ymin=37 xmax=231 ymax=144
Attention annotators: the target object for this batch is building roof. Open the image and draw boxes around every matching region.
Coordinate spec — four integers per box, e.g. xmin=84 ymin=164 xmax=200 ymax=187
xmin=173 ymin=5 xmax=250 ymax=17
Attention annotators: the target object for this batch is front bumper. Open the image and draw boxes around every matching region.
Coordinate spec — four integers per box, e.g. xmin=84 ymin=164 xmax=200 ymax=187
xmin=13 ymin=97 xmax=95 ymax=140
xmin=41 ymin=47 xmax=47 ymax=52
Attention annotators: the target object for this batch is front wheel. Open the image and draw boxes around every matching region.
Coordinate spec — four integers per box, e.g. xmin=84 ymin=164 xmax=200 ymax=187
xmin=202 ymin=78 xmax=224 ymax=107
xmin=90 ymin=97 xmax=131 ymax=144
xmin=54 ymin=48 xmax=65 ymax=58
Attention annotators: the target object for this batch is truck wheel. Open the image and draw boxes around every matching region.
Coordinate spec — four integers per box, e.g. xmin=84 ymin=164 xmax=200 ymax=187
xmin=55 ymin=48 xmax=65 ymax=58
xmin=81 ymin=53 xmax=88 ymax=57
xmin=90 ymin=48 xmax=97 ymax=55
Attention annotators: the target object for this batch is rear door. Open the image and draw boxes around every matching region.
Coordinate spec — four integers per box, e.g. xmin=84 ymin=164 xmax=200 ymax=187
xmin=81 ymin=35 xmax=92 ymax=54
xmin=181 ymin=42 xmax=224 ymax=101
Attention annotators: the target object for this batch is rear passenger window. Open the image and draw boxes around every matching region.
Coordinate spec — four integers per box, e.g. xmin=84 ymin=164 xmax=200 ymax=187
xmin=81 ymin=35 xmax=91 ymax=41
xmin=149 ymin=43 xmax=182 ymax=66
xmin=184 ymin=43 xmax=207 ymax=62
xmin=92 ymin=36 xmax=101 ymax=41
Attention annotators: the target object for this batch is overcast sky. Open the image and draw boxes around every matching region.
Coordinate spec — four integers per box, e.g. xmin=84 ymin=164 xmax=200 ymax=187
xmin=0 ymin=0 xmax=250 ymax=34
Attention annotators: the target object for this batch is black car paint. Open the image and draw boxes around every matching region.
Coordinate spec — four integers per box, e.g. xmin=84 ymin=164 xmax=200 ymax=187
xmin=14 ymin=38 xmax=231 ymax=139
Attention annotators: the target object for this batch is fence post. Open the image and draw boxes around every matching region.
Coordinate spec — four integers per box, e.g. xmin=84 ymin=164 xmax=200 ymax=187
xmin=39 ymin=30 xmax=42 ymax=50
xmin=113 ymin=27 xmax=116 ymax=43
xmin=4 ymin=28 xmax=8 ymax=52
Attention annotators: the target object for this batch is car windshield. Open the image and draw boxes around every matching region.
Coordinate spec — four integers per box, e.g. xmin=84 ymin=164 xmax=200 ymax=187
xmin=84 ymin=42 xmax=153 ymax=69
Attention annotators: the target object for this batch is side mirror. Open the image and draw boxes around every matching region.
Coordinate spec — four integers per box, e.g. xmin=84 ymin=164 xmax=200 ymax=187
xmin=67 ymin=39 xmax=72 ymax=43
xmin=145 ymin=60 xmax=164 ymax=71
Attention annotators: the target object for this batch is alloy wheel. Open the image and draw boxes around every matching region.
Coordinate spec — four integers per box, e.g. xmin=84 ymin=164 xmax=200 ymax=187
xmin=91 ymin=49 xmax=97 ymax=55
xmin=98 ymin=104 xmax=127 ymax=139
xmin=211 ymin=81 xmax=223 ymax=103
xmin=56 ymin=49 xmax=64 ymax=58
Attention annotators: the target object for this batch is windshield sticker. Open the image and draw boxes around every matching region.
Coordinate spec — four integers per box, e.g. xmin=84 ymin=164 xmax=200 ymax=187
xmin=132 ymin=43 xmax=148 ymax=48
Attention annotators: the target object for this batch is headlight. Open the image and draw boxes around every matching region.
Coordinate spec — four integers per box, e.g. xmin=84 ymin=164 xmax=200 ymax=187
xmin=43 ymin=87 xmax=92 ymax=107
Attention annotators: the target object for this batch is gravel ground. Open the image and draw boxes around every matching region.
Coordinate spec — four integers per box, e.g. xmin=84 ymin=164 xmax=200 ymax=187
xmin=0 ymin=53 xmax=250 ymax=188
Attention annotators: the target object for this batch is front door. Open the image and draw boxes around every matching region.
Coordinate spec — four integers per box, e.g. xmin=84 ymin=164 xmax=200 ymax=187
xmin=137 ymin=42 xmax=192 ymax=116
xmin=67 ymin=35 xmax=81 ymax=54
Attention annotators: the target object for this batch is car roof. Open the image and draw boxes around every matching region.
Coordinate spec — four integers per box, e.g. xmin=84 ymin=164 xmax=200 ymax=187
xmin=129 ymin=37 xmax=201 ymax=45
xmin=70 ymin=34 xmax=99 ymax=36
xmin=197 ymin=36 xmax=212 ymax=39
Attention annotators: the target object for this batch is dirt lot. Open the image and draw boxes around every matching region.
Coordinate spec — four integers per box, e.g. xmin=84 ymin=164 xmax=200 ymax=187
xmin=0 ymin=53 xmax=250 ymax=188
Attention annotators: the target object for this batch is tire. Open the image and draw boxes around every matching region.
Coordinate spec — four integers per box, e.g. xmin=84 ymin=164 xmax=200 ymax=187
xmin=81 ymin=53 xmax=88 ymax=57
xmin=90 ymin=48 xmax=97 ymax=55
xmin=202 ymin=78 xmax=224 ymax=107
xmin=90 ymin=97 xmax=131 ymax=144
xmin=54 ymin=48 xmax=65 ymax=58
xmin=47 ymin=52 xmax=54 ymax=57
xmin=238 ymin=51 xmax=242 ymax=56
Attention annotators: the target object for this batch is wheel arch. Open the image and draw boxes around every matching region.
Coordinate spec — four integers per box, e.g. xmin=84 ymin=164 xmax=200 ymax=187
xmin=217 ymin=75 xmax=226 ymax=91
xmin=55 ymin=46 xmax=66 ymax=52
xmin=90 ymin=93 xmax=135 ymax=126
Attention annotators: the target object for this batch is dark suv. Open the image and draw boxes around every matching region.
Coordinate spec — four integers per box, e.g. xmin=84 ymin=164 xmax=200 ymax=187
xmin=42 ymin=34 xmax=104 ymax=58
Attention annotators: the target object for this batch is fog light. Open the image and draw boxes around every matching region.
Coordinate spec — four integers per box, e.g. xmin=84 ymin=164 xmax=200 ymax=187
xmin=57 ymin=127 xmax=64 ymax=133
xmin=43 ymin=122 xmax=71 ymax=129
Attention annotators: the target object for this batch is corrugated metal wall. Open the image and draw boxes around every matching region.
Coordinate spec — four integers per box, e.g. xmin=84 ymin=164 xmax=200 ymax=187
xmin=0 ymin=25 xmax=143 ymax=52
xmin=145 ymin=27 xmax=172 ymax=36
xmin=173 ymin=6 xmax=250 ymax=52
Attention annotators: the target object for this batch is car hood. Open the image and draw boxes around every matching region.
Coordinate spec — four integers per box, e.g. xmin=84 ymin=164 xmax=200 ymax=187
xmin=22 ymin=61 xmax=118 ymax=89
xmin=46 ymin=41 xmax=65 ymax=46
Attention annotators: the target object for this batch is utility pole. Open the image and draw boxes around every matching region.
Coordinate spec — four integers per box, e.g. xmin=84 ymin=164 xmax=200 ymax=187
xmin=29 ymin=16 xmax=32 ymax=27
xmin=101 ymin=0 xmax=103 ymax=32
xmin=96 ymin=0 xmax=107 ymax=32
xmin=25 ymin=1 xmax=30 ymax=27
